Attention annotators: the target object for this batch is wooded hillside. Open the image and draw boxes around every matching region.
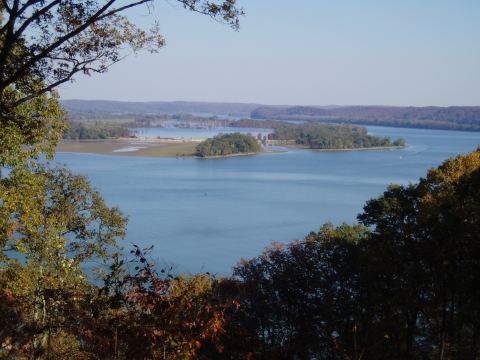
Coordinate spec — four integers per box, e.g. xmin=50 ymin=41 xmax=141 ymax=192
xmin=60 ymin=100 xmax=267 ymax=115
xmin=252 ymin=105 xmax=480 ymax=131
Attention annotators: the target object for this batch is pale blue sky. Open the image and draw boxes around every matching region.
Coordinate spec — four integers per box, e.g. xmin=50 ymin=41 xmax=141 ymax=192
xmin=58 ymin=0 xmax=480 ymax=106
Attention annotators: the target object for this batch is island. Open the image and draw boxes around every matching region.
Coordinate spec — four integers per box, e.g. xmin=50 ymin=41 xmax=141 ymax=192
xmin=272 ymin=123 xmax=406 ymax=150
xmin=195 ymin=132 xmax=263 ymax=157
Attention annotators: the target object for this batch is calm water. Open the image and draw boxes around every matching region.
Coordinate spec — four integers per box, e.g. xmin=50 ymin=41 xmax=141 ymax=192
xmin=55 ymin=126 xmax=480 ymax=275
xmin=132 ymin=127 xmax=272 ymax=140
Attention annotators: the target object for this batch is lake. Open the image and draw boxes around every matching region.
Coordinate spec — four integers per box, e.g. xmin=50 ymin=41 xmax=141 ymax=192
xmin=132 ymin=126 xmax=273 ymax=140
xmin=55 ymin=126 xmax=480 ymax=275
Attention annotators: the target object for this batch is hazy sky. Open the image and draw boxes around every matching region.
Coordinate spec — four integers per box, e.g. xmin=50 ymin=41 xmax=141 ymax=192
xmin=58 ymin=0 xmax=480 ymax=107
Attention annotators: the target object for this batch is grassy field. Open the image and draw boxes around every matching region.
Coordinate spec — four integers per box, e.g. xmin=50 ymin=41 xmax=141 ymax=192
xmin=56 ymin=140 xmax=199 ymax=157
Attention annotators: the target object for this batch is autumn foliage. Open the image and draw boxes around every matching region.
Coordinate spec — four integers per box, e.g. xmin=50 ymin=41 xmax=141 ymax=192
xmin=215 ymin=148 xmax=480 ymax=359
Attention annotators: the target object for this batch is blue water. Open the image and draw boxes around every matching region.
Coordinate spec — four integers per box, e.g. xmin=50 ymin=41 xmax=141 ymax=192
xmin=55 ymin=126 xmax=480 ymax=275
xmin=132 ymin=127 xmax=273 ymax=140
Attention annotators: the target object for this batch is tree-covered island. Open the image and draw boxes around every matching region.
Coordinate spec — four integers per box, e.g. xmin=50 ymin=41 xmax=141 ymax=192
xmin=274 ymin=123 xmax=406 ymax=149
xmin=195 ymin=133 xmax=262 ymax=157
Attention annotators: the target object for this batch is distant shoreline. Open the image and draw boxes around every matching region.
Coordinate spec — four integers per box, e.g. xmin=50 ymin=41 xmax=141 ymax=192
xmin=281 ymin=144 xmax=407 ymax=151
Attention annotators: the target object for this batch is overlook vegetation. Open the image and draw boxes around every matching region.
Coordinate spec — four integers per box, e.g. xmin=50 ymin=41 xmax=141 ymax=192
xmin=195 ymin=132 xmax=262 ymax=157
xmin=217 ymin=148 xmax=480 ymax=358
xmin=274 ymin=123 xmax=406 ymax=149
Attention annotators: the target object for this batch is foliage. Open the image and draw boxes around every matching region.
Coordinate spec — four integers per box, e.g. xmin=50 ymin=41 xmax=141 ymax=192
xmin=0 ymin=164 xmax=127 ymax=261
xmin=196 ymin=132 xmax=262 ymax=157
xmin=219 ymin=148 xmax=480 ymax=359
xmin=0 ymin=164 xmax=128 ymax=358
xmin=358 ymin=149 xmax=480 ymax=359
xmin=222 ymin=223 xmax=370 ymax=359
xmin=393 ymin=137 xmax=406 ymax=146
xmin=0 ymin=85 xmax=68 ymax=169
xmin=62 ymin=125 xmax=132 ymax=140
xmin=0 ymin=244 xmax=234 ymax=359
xmin=59 ymin=246 xmax=233 ymax=360
xmin=273 ymin=122 xmax=402 ymax=149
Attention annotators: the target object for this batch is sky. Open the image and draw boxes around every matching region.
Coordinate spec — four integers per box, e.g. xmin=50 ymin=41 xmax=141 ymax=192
xmin=58 ymin=0 xmax=480 ymax=107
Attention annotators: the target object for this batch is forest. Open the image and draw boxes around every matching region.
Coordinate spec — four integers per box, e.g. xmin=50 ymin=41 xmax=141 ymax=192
xmin=195 ymin=132 xmax=262 ymax=157
xmin=273 ymin=123 xmax=406 ymax=149
xmin=252 ymin=105 xmax=480 ymax=131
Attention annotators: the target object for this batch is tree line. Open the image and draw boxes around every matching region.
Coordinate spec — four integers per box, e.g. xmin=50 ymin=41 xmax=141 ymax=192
xmin=212 ymin=148 xmax=480 ymax=359
xmin=273 ymin=123 xmax=406 ymax=149
xmin=62 ymin=125 xmax=132 ymax=140
xmin=252 ymin=105 xmax=480 ymax=132
xmin=195 ymin=133 xmax=262 ymax=157
xmin=60 ymin=99 xmax=258 ymax=115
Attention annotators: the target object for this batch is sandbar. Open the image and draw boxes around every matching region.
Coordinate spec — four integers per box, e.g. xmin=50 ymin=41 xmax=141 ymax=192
xmin=56 ymin=139 xmax=200 ymax=157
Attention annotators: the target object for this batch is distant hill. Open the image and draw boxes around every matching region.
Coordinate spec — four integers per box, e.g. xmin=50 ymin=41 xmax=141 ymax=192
xmin=60 ymin=100 xmax=268 ymax=115
xmin=251 ymin=106 xmax=480 ymax=131
xmin=60 ymin=100 xmax=480 ymax=131
xmin=59 ymin=100 xmax=343 ymax=115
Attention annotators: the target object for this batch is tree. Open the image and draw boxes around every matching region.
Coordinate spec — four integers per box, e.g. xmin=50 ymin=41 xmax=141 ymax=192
xmin=358 ymin=148 xmax=480 ymax=359
xmin=0 ymin=164 xmax=128 ymax=358
xmin=217 ymin=149 xmax=480 ymax=359
xmin=224 ymin=223 xmax=372 ymax=359
xmin=196 ymin=132 xmax=261 ymax=157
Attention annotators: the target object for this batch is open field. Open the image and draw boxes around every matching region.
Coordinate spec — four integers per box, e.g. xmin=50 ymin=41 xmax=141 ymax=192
xmin=56 ymin=140 xmax=199 ymax=157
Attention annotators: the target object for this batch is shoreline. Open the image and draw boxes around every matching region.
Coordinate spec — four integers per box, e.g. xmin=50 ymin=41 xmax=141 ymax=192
xmin=55 ymin=138 xmax=405 ymax=158
xmin=281 ymin=143 xmax=407 ymax=151
xmin=55 ymin=139 xmax=283 ymax=158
